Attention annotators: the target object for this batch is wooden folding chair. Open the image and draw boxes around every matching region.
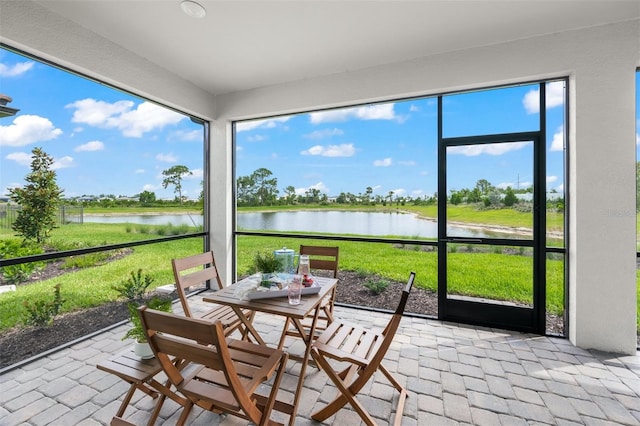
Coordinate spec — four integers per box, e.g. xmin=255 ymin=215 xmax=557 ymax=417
xmin=310 ymin=272 xmax=415 ymax=426
xmin=172 ymin=251 xmax=254 ymax=338
xmin=138 ymin=306 xmax=290 ymax=426
xmin=110 ymin=417 xmax=135 ymax=426
xmin=277 ymin=245 xmax=339 ymax=351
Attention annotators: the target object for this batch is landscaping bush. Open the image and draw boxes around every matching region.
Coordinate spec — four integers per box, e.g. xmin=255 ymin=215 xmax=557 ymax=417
xmin=112 ymin=268 xmax=155 ymax=302
xmin=0 ymin=239 xmax=44 ymax=284
xmin=22 ymin=283 xmax=65 ymax=326
xmin=363 ymin=278 xmax=390 ymax=295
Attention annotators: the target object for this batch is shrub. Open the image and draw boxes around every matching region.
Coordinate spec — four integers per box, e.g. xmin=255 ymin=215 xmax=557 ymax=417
xmin=0 ymin=239 xmax=44 ymax=284
xmin=122 ymin=295 xmax=172 ymax=342
xmin=61 ymin=249 xmax=122 ymax=270
xmin=112 ymin=268 xmax=155 ymax=301
xmin=22 ymin=283 xmax=65 ymax=326
xmin=363 ymin=279 xmax=389 ymax=295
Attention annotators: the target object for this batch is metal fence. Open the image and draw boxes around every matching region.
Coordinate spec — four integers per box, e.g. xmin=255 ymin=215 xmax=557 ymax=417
xmin=0 ymin=204 xmax=83 ymax=229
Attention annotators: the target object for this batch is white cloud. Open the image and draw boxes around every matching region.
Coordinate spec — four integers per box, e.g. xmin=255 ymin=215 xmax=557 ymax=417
xmin=74 ymin=140 xmax=104 ymax=152
xmin=304 ymin=128 xmax=344 ymax=139
xmin=185 ymin=168 xmax=203 ymax=179
xmin=236 ymin=116 xmax=290 ymax=132
xmin=448 ymin=141 xmax=529 ymax=156
xmin=135 ymin=169 xmax=145 ymax=174
xmin=3 ymin=182 xmax=23 ymax=193
xmin=411 ymin=189 xmax=424 ymax=197
xmin=247 ymin=134 xmax=266 ymax=142
xmin=8 ymin=152 xmax=74 ymax=170
xmin=522 ymin=81 xmax=565 ymax=114
xmin=391 ymin=188 xmax=406 ymax=196
xmin=156 ymin=153 xmax=177 ymax=163
xmin=6 ymin=151 xmax=32 ymax=166
xmin=0 ymin=61 xmax=34 ymax=77
xmin=67 ymin=99 xmax=184 ymax=137
xmin=301 ymin=143 xmax=355 ymax=157
xmin=0 ymin=115 xmax=63 ymax=147
xmin=550 ymin=126 xmax=564 ymax=152
xmin=373 ymin=157 xmax=392 ymax=167
xmin=142 ymin=184 xmax=158 ymax=191
xmin=52 ymin=156 xmax=74 ymax=170
xmin=310 ymin=104 xmax=397 ymax=124
xmin=547 ymin=175 xmax=558 ymax=184
xmin=68 ymin=99 xmax=132 ymax=125
xmin=398 ymin=160 xmax=416 ymax=166
xmin=171 ymin=129 xmax=201 ymax=141
xmin=497 ymin=181 xmax=532 ymax=189
xmin=295 ymin=181 xmax=329 ymax=196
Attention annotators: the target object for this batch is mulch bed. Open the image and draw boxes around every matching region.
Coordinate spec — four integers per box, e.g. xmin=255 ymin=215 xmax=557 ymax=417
xmin=0 ymin=267 xmax=566 ymax=371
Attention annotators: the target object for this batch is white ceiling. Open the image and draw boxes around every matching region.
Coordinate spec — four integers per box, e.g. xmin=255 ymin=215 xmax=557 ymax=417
xmin=30 ymin=1 xmax=640 ymax=97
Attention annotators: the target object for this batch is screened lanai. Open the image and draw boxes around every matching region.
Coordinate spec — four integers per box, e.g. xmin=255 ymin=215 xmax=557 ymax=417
xmin=1 ymin=0 xmax=639 ymax=357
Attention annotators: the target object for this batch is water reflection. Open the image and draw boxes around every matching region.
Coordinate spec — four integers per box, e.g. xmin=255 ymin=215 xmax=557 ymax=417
xmin=85 ymin=210 xmax=515 ymax=239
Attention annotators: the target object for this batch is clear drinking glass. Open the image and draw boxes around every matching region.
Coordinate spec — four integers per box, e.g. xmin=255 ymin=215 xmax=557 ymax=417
xmin=288 ymin=277 xmax=302 ymax=305
xmin=298 ymin=255 xmax=310 ymax=276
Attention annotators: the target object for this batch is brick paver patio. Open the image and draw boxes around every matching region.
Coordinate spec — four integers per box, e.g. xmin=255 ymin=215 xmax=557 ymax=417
xmin=0 ymin=291 xmax=638 ymax=425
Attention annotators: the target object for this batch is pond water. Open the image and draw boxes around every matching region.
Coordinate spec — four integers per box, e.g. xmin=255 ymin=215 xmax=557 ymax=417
xmin=84 ymin=210 xmax=502 ymax=238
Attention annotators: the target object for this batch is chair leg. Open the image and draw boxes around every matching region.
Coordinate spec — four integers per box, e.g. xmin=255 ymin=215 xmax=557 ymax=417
xmin=379 ymin=364 xmax=409 ymax=426
xmin=310 ymin=355 xmax=375 ymax=424
xmin=176 ymin=400 xmax=194 ymax=426
xmin=116 ymin=384 xmax=149 ymax=418
xmin=314 ymin=361 xmax=409 ymax=426
xmin=258 ymin=352 xmax=289 ymax=426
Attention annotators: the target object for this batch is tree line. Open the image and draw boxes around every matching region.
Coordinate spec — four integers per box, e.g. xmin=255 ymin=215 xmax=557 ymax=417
xmin=237 ymin=168 xmax=565 ymax=211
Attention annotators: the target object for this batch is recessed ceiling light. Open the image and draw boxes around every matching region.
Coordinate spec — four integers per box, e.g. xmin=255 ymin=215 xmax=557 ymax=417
xmin=181 ymin=0 xmax=206 ymax=19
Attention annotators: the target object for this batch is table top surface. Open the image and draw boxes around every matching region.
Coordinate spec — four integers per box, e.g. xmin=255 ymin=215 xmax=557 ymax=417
xmin=203 ymin=276 xmax=338 ymax=320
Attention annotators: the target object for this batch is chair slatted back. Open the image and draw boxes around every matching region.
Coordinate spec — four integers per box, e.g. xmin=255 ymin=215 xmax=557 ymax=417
xmin=310 ymin=272 xmax=415 ymax=425
xmin=138 ymin=306 xmax=287 ymax=425
xmin=138 ymin=307 xmax=227 ymax=384
xmin=172 ymin=251 xmax=224 ymax=317
xmin=365 ymin=272 xmax=414 ymax=374
xmin=299 ymin=245 xmax=339 ymax=278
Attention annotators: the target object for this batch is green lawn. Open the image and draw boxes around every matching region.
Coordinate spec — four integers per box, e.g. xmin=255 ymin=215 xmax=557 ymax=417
xmin=0 ymin=206 xmax=635 ymax=335
xmin=0 ymin=224 xmax=203 ymax=331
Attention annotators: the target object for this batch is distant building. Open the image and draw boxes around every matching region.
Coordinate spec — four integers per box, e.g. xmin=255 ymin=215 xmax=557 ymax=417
xmin=0 ymin=94 xmax=19 ymax=118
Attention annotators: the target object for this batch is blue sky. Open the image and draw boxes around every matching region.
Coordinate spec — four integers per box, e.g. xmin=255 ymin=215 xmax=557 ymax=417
xmin=235 ymin=82 xmax=567 ymax=199
xmin=0 ymin=48 xmax=203 ymax=200
xmin=0 ymin=47 xmax=578 ymax=201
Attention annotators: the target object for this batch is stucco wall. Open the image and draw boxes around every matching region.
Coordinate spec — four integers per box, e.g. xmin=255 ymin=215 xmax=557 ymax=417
xmin=215 ymin=20 xmax=639 ymax=354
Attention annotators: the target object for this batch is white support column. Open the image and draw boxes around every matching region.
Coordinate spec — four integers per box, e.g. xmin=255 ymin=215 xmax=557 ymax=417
xmin=208 ymin=119 xmax=234 ymax=286
xmin=568 ymin=39 xmax=638 ymax=354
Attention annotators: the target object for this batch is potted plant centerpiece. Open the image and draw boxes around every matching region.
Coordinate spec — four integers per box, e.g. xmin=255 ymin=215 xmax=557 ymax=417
xmin=112 ymin=269 xmax=173 ymax=358
xmin=253 ymin=250 xmax=282 ymax=287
